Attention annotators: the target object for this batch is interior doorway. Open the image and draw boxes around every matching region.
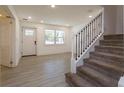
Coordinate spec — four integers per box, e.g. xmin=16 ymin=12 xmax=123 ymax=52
xmin=0 ymin=6 xmax=14 ymax=67
xmin=22 ymin=27 xmax=37 ymax=56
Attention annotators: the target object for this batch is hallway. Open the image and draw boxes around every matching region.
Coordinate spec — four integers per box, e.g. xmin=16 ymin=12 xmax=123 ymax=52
xmin=1 ymin=53 xmax=71 ymax=87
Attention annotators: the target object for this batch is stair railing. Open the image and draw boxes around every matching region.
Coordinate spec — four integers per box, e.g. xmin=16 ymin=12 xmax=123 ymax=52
xmin=71 ymin=9 xmax=104 ymax=73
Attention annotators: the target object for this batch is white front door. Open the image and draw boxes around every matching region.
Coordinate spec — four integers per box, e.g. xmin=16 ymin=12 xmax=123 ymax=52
xmin=22 ymin=28 xmax=37 ymax=56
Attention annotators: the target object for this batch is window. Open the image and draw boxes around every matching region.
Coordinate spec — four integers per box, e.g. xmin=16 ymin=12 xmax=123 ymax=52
xmin=45 ymin=29 xmax=65 ymax=45
xmin=45 ymin=30 xmax=55 ymax=45
xmin=56 ymin=30 xmax=64 ymax=44
xmin=25 ymin=30 xmax=34 ymax=36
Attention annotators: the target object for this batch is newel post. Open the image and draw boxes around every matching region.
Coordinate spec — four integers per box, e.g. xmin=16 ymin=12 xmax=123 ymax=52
xmin=71 ymin=58 xmax=76 ymax=73
xmin=71 ymin=32 xmax=76 ymax=73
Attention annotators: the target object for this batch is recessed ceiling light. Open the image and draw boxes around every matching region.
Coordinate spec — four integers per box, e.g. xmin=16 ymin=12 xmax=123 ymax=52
xmin=89 ymin=15 xmax=92 ymax=18
xmin=28 ymin=16 xmax=32 ymax=19
xmin=40 ymin=20 xmax=44 ymax=23
xmin=51 ymin=5 xmax=55 ymax=8
xmin=0 ymin=14 xmax=2 ymax=17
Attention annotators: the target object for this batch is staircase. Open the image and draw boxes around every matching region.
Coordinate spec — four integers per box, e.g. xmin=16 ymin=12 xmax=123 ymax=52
xmin=65 ymin=34 xmax=124 ymax=87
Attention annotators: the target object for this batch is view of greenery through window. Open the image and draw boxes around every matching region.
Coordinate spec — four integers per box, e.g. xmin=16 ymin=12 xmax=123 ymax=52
xmin=45 ymin=29 xmax=64 ymax=45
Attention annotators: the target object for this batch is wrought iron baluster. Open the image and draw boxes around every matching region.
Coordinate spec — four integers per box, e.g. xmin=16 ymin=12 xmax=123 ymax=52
xmin=78 ymin=33 xmax=80 ymax=57
xmin=90 ymin=23 xmax=92 ymax=45
xmin=92 ymin=21 xmax=93 ymax=42
xmin=100 ymin=14 xmax=102 ymax=34
xmin=88 ymin=24 xmax=90 ymax=46
xmin=83 ymin=28 xmax=85 ymax=52
xmin=81 ymin=30 xmax=83 ymax=54
xmin=86 ymin=26 xmax=88 ymax=49
xmin=95 ymin=18 xmax=97 ymax=39
xmin=75 ymin=35 xmax=78 ymax=60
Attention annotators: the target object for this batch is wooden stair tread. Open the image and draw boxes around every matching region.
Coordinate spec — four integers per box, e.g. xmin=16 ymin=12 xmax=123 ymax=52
xmin=104 ymin=34 xmax=124 ymax=40
xmin=65 ymin=73 xmax=97 ymax=87
xmin=104 ymin=34 xmax=124 ymax=36
xmin=78 ymin=66 xmax=118 ymax=86
xmin=95 ymin=45 xmax=124 ymax=55
xmin=91 ymin=51 xmax=124 ymax=59
xmin=96 ymin=45 xmax=124 ymax=49
xmin=88 ymin=59 xmax=124 ymax=73
xmin=84 ymin=60 xmax=121 ymax=80
xmin=100 ymin=40 xmax=124 ymax=43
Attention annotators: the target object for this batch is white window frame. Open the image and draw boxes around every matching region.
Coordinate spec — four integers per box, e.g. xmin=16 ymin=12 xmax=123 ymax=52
xmin=44 ymin=29 xmax=65 ymax=45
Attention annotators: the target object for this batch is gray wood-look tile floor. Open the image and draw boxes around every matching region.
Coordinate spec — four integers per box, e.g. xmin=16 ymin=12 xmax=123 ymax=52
xmin=0 ymin=53 xmax=71 ymax=87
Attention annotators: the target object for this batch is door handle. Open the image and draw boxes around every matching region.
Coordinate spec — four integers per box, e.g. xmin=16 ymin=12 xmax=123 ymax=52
xmin=34 ymin=41 xmax=37 ymax=45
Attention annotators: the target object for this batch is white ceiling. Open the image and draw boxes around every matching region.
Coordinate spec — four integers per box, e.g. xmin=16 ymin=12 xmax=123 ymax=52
xmin=13 ymin=5 xmax=103 ymax=26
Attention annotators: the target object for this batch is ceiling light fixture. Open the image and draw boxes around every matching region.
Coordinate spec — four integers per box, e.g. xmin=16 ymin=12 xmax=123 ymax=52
xmin=0 ymin=14 xmax=2 ymax=17
xmin=89 ymin=15 xmax=92 ymax=18
xmin=51 ymin=5 xmax=55 ymax=8
xmin=28 ymin=16 xmax=32 ymax=19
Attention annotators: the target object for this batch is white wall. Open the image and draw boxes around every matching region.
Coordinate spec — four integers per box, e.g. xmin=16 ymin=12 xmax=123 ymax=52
xmin=21 ymin=22 xmax=72 ymax=56
xmin=71 ymin=24 xmax=84 ymax=34
xmin=103 ymin=5 xmax=123 ymax=35
xmin=115 ymin=6 xmax=123 ymax=34
xmin=103 ymin=5 xmax=117 ymax=35
xmin=123 ymin=6 xmax=124 ymax=34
